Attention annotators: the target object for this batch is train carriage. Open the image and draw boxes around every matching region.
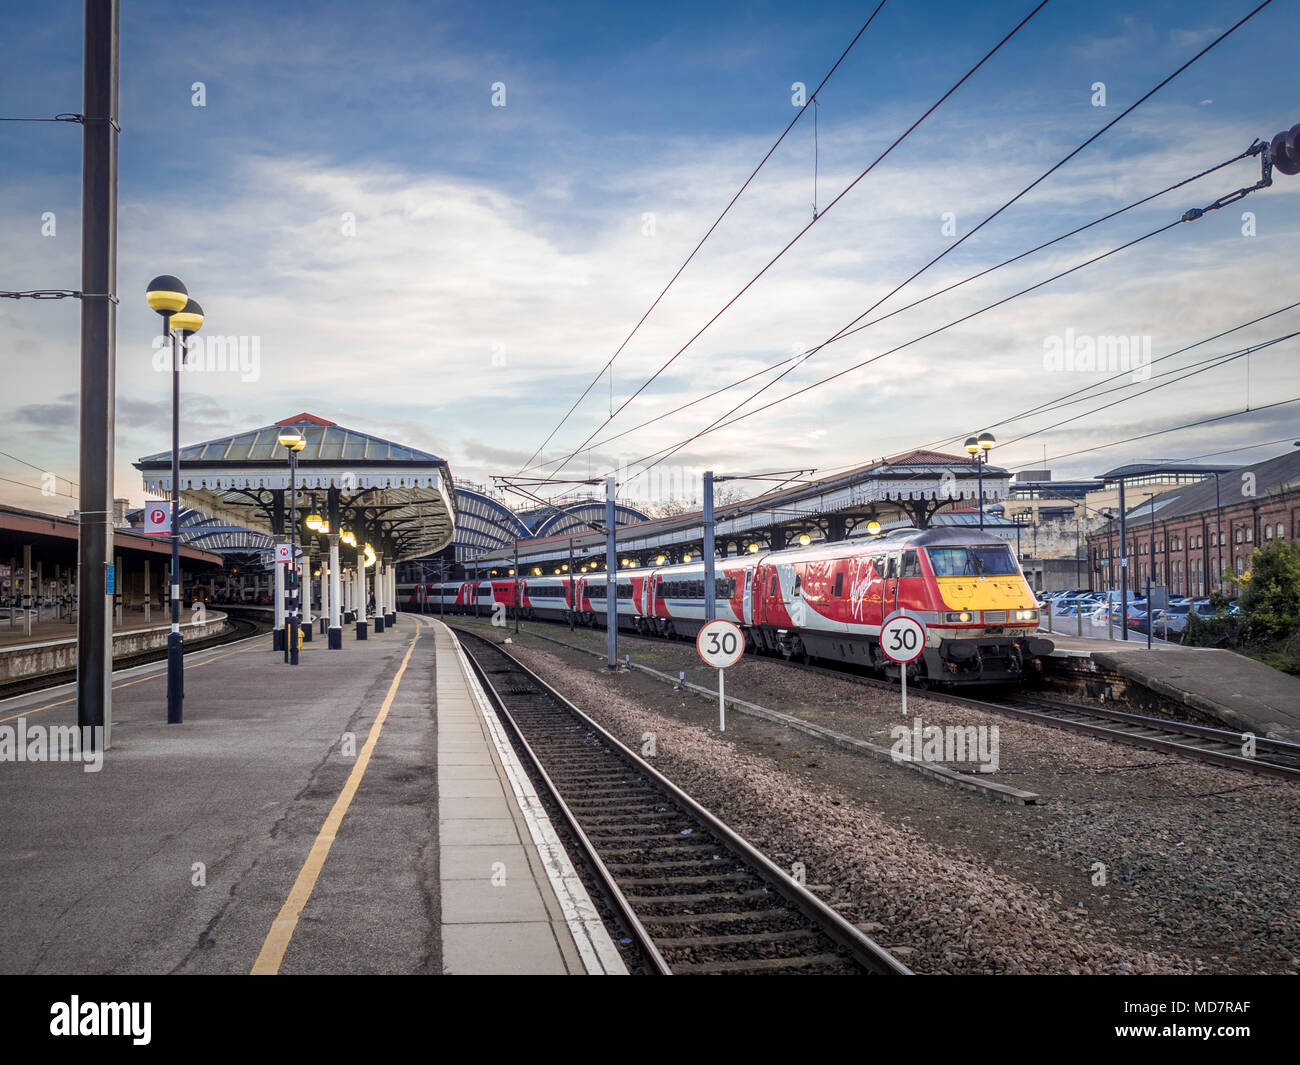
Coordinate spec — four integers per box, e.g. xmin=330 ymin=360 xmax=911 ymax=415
xmin=401 ymin=526 xmax=1052 ymax=685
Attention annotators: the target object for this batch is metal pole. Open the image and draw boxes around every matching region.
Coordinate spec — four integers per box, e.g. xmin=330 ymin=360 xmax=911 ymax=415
xmin=287 ymin=449 xmax=298 ymax=663
xmin=977 ymin=456 xmax=984 ymax=531
xmin=1118 ymin=479 xmax=1128 ymax=641
xmin=568 ymin=536 xmax=575 ymax=630
xmin=703 ymin=470 xmax=716 ymax=623
xmin=22 ymin=545 xmax=32 ymax=638
xmin=605 ymin=475 xmax=617 ymax=670
xmin=167 ymin=320 xmax=184 ymax=719
xmin=76 ymin=0 xmax=118 ymax=747
xmin=1206 ymin=475 xmax=1216 ymax=600
xmin=514 ymin=540 xmax=519 ymax=634
xmin=1148 ymin=493 xmax=1155 ymax=650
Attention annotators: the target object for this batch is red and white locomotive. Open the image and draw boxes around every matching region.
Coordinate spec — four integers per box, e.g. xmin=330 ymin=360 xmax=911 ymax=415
xmin=404 ymin=527 xmax=1053 ymax=685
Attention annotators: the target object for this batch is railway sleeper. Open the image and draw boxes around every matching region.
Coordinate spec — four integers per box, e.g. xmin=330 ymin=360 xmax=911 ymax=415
xmin=655 ymin=929 xmax=822 ymax=950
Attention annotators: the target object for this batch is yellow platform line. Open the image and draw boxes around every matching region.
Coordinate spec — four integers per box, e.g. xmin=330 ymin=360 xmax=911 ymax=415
xmin=250 ymin=625 xmax=422 ymax=975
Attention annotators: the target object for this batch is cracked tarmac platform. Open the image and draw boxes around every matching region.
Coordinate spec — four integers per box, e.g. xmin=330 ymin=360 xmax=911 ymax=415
xmin=0 ymin=614 xmax=593 ymax=975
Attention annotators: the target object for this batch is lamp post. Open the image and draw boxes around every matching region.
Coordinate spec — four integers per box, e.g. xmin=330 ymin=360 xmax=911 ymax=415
xmin=277 ymin=428 xmax=306 ymax=663
xmin=146 ymin=275 xmax=192 ymax=724
xmin=964 ymin=432 xmax=995 ymax=530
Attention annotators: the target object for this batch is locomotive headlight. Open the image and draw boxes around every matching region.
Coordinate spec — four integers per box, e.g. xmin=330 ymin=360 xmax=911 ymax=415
xmin=1013 ymin=609 xmax=1039 ymax=622
xmin=944 ymin=611 xmax=973 ymax=623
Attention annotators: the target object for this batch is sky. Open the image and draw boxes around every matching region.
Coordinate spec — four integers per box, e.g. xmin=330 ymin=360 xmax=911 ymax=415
xmin=1 ymin=0 xmax=1298 ymax=517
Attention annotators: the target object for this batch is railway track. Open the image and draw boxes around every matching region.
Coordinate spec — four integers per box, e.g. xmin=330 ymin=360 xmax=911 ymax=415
xmin=436 ymin=612 xmax=1300 ymax=782
xmin=792 ymin=660 xmax=1300 ymax=780
xmin=455 ymin=628 xmax=910 ymax=976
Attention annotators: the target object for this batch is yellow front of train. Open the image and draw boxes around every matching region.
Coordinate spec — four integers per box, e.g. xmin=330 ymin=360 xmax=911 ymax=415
xmin=922 ymin=538 xmax=1050 ymax=682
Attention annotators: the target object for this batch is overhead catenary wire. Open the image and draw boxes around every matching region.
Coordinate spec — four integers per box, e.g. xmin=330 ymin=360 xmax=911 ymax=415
xmin=524 ymin=0 xmax=1277 ymax=482
xmin=1003 ymin=396 xmax=1300 ymax=472
xmin=994 ymin=331 xmax=1299 ymax=451
xmin=516 ymin=0 xmax=891 ymax=475
xmin=525 ymin=155 xmax=1273 ymax=476
xmin=612 ymin=157 xmax=1282 ymax=489
xmin=794 ymin=300 xmax=1300 ymax=482
xmin=537 ymin=0 xmax=1054 ymax=482
xmin=579 ymin=1 xmax=1277 ymax=488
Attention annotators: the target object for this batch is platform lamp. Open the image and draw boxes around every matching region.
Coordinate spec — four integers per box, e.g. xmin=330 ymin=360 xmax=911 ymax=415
xmin=277 ymin=428 xmax=307 ymax=664
xmin=305 ymin=513 xmax=324 ymax=635
xmin=965 ymin=432 xmax=995 ymax=531
xmin=146 ymin=275 xmax=191 ymax=725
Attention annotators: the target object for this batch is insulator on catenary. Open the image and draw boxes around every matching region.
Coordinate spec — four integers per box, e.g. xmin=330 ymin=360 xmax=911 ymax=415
xmin=1270 ymin=123 xmax=1300 ymax=177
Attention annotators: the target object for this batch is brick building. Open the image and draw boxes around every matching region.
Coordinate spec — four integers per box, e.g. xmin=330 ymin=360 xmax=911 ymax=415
xmin=1087 ymin=448 xmax=1300 ymax=597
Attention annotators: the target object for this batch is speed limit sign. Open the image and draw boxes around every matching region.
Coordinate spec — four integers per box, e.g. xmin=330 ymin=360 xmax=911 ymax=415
xmin=880 ymin=614 xmax=925 ymax=664
xmin=697 ymin=619 xmax=744 ymax=668
xmin=144 ymin=506 xmax=170 ymax=536
xmin=696 ymin=619 xmax=744 ymax=733
xmin=881 ymin=613 xmax=925 ymax=716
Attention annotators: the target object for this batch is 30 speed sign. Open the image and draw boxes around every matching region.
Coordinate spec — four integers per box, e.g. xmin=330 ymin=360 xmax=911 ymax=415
xmin=880 ymin=614 xmax=926 ymax=664
xmin=696 ymin=619 xmax=744 ymax=669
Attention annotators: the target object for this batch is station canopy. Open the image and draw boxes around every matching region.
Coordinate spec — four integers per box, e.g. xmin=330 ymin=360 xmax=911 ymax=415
xmin=134 ymin=413 xmax=456 ymax=561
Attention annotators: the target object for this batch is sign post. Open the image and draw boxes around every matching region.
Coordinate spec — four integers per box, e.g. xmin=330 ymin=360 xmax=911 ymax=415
xmin=696 ymin=619 xmax=744 ymax=731
xmin=880 ymin=613 xmax=926 ymax=717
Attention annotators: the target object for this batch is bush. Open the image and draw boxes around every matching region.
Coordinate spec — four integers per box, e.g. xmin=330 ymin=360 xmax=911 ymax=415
xmin=1183 ymin=609 xmax=1245 ymax=648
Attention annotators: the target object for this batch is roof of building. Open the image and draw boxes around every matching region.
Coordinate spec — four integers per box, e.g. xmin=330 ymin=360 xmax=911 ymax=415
xmin=1097 ymin=461 xmax=1239 ymax=481
xmin=1115 ymin=449 xmax=1300 ymax=525
xmin=134 ymin=414 xmax=456 ymax=561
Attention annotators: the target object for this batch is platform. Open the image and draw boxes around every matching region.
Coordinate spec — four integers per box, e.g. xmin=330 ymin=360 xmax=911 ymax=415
xmin=1044 ymin=632 xmax=1300 ymax=744
xmin=0 ymin=608 xmax=229 ymax=683
xmin=0 ymin=615 xmax=617 ymax=974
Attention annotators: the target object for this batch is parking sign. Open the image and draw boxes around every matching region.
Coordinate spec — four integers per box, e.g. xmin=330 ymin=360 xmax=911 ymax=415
xmin=144 ymin=506 xmax=170 ymax=536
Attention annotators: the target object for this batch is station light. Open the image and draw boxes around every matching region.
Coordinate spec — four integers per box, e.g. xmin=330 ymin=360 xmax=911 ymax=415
xmin=305 ymin=513 xmax=324 ymax=531
xmin=977 ymin=431 xmax=995 ymax=452
xmin=562 ymin=564 xmax=569 ymax=571
xmin=554 ymin=568 xmax=561 ymax=574
xmin=532 ymin=567 xmax=542 ymax=576
xmin=362 ymin=543 xmax=376 ymax=568
xmin=490 ymin=569 xmax=498 ymax=576
xmin=867 ymin=520 xmax=882 ymax=536
xmin=277 ymin=428 xmax=306 ymax=452
xmin=682 ymin=554 xmax=692 ymax=562
xmin=964 ymin=436 xmax=980 ymax=455
xmin=508 ymin=568 xmax=515 ymax=576
xmin=341 ymin=530 xmax=357 ymax=547
xmin=655 ymin=555 xmax=666 ymax=566
xmin=747 ymin=543 xmax=759 ymax=554
xmin=145 ymin=274 xmax=189 ymax=315
xmin=798 ymin=533 xmax=811 ymax=547
xmin=171 ymin=298 xmax=204 ymax=337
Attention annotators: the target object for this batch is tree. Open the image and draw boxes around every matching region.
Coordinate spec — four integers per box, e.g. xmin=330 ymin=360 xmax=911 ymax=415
xmin=1238 ymin=538 xmax=1300 ymax=643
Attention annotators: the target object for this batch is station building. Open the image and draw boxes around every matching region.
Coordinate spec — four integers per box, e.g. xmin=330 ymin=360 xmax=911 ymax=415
xmin=1086 ymin=447 xmax=1300 ymax=597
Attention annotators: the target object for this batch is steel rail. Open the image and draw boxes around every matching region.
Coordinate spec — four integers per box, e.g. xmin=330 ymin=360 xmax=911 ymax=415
xmin=456 ymin=627 xmax=911 ymax=975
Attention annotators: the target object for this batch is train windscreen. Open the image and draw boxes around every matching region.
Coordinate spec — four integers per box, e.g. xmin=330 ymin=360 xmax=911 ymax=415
xmin=925 ymin=545 xmax=1019 ymax=577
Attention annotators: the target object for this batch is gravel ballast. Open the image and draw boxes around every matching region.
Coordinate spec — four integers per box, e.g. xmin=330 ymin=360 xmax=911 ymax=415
xmin=453 ymin=618 xmax=1299 ymax=975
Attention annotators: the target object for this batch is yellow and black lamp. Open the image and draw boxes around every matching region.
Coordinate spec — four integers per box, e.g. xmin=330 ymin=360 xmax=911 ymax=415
xmin=964 ymin=432 xmax=996 ymax=531
xmin=146 ymin=275 xmax=192 ymax=726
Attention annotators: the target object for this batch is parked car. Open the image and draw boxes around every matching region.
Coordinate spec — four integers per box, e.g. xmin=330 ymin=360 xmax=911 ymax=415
xmin=1154 ymin=603 xmax=1193 ymax=638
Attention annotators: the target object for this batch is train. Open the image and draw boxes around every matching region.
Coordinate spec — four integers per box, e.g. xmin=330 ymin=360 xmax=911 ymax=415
xmin=402 ymin=527 xmax=1055 ymax=685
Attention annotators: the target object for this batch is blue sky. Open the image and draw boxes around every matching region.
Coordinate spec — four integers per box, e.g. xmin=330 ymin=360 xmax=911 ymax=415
xmin=1 ymin=0 xmax=1298 ymax=513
